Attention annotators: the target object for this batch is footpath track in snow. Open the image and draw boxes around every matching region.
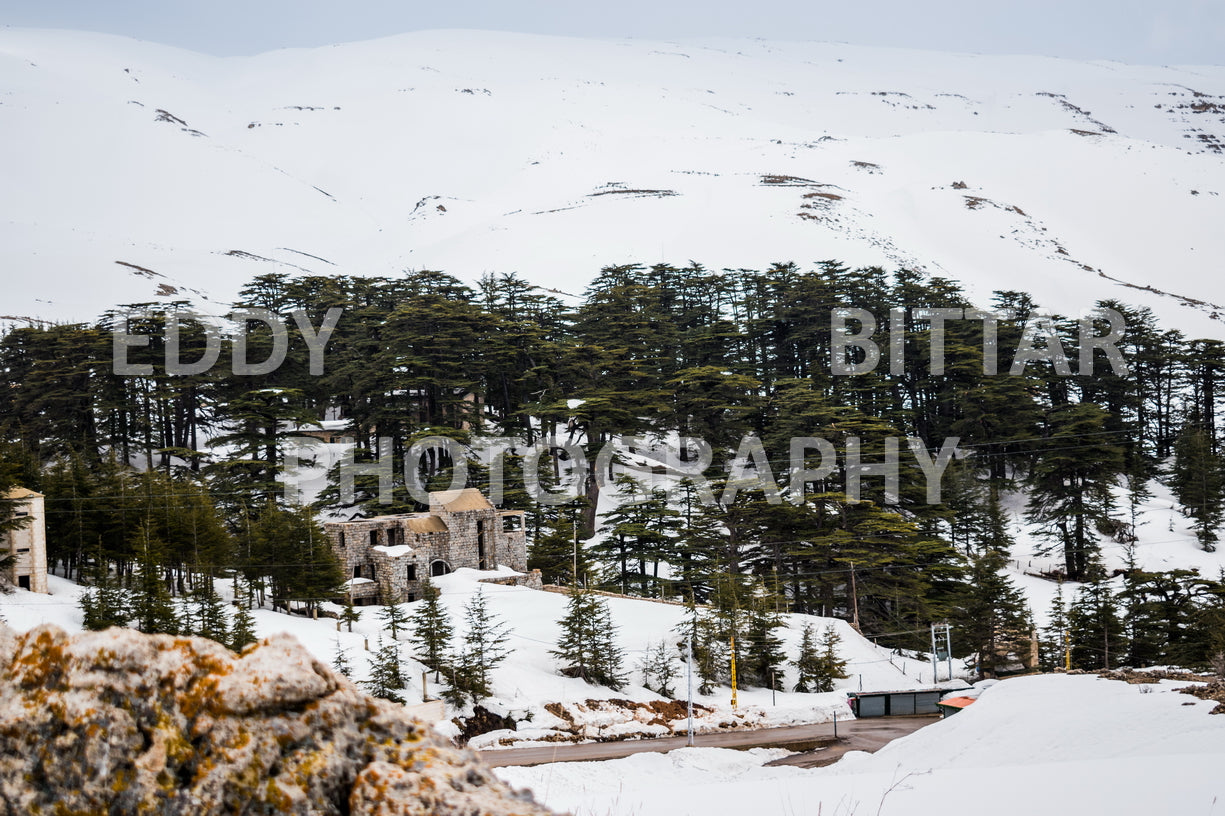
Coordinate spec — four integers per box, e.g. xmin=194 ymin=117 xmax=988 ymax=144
xmin=480 ymin=715 xmax=937 ymax=767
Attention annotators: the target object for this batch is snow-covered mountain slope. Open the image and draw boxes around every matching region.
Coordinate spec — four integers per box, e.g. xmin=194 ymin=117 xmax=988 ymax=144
xmin=3 ymin=28 xmax=1224 ymax=333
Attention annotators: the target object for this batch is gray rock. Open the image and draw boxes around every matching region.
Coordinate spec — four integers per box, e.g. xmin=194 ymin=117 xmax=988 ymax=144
xmin=0 ymin=624 xmax=558 ymax=815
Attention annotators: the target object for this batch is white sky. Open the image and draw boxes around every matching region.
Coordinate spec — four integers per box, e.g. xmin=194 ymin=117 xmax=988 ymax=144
xmin=3 ymin=0 xmax=1223 ymax=65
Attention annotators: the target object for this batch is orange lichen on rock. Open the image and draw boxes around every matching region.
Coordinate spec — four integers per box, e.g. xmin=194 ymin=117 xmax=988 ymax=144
xmin=0 ymin=624 xmax=556 ymax=816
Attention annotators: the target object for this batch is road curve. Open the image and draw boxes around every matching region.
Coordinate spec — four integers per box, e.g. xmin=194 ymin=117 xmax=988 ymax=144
xmin=478 ymin=715 xmax=938 ymax=768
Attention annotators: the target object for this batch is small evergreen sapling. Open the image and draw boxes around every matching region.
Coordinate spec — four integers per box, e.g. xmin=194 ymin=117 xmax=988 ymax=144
xmin=340 ymin=598 xmax=362 ymax=632
xmin=226 ymin=576 xmax=258 ymax=652
xmin=550 ymin=585 xmax=626 ymax=690
xmin=378 ymin=601 xmax=410 ymax=641
xmin=674 ymin=597 xmax=721 ymax=695
xmin=365 ymin=635 xmax=407 ymax=703
xmin=187 ymin=572 xmax=230 ymax=644
xmin=410 ymin=578 xmax=454 ymax=680
xmin=449 ymin=589 xmax=511 ymax=704
xmin=817 ymin=624 xmax=849 ymax=690
xmin=331 ymin=633 xmax=352 ymax=678
xmin=792 ymin=624 xmax=848 ymax=693
xmin=79 ymin=551 xmax=131 ymax=631
xmin=639 ymin=640 xmax=677 ymax=697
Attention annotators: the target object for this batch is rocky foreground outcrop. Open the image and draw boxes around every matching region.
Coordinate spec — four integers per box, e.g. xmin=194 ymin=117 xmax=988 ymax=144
xmin=0 ymin=624 xmax=557 ymax=815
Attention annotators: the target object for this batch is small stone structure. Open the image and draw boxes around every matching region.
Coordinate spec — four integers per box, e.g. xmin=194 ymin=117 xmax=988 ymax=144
xmin=1 ymin=487 xmax=48 ymax=593
xmin=324 ymin=488 xmax=531 ymax=604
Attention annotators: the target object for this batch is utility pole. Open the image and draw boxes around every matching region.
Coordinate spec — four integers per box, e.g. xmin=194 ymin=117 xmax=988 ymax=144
xmin=930 ymin=624 xmax=939 ymax=683
xmin=730 ymin=635 xmax=738 ymax=710
xmin=850 ymin=562 xmax=861 ymax=633
xmin=686 ymin=634 xmax=695 ymax=746
xmin=944 ymin=622 xmax=952 ymax=682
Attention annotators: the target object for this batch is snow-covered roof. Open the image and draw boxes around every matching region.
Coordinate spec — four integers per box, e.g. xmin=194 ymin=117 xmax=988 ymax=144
xmin=372 ymin=544 xmax=414 ymax=558
xmin=343 ymin=577 xmax=374 ymax=587
xmin=936 ymin=696 xmax=977 ymax=709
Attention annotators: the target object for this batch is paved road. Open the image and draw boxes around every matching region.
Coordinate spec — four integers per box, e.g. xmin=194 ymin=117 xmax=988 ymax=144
xmin=764 ymin=715 xmax=938 ymax=768
xmin=479 ymin=715 xmax=938 ymax=768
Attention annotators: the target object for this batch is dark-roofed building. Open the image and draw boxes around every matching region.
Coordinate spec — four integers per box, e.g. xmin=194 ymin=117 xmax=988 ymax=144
xmin=323 ymin=488 xmax=531 ymax=605
xmin=846 ymin=687 xmax=945 ymax=718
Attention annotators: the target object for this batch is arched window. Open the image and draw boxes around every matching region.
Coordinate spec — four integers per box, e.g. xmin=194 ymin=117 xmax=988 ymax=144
xmin=430 ymin=559 xmax=451 ymax=577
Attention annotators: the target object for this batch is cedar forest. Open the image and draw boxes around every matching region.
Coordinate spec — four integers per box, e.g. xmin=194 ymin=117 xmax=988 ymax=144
xmin=1 ymin=261 xmax=1223 ymax=693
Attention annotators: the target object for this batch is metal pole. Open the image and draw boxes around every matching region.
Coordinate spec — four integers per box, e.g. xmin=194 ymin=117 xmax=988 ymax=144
xmin=850 ymin=562 xmax=861 ymax=632
xmin=833 ymin=709 xmax=838 ymax=739
xmin=686 ymin=634 xmax=695 ymax=746
xmin=730 ymin=635 xmax=738 ymax=710
xmin=930 ymin=624 xmax=939 ymax=683
xmin=771 ymin=671 xmax=776 ymax=706
xmin=944 ymin=623 xmax=952 ymax=682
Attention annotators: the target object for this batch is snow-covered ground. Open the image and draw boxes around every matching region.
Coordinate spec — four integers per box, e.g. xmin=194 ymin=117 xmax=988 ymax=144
xmin=2 ymin=29 xmax=1224 ymax=336
xmin=496 ymin=672 xmax=1225 ymax=815
xmin=0 ymin=567 xmax=936 ymax=741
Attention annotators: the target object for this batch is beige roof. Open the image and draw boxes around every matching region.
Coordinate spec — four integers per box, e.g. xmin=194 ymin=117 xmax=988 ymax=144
xmin=430 ymin=488 xmax=494 ymax=513
xmin=3 ymin=487 xmax=42 ymax=499
xmin=405 ymin=515 xmax=448 ymax=534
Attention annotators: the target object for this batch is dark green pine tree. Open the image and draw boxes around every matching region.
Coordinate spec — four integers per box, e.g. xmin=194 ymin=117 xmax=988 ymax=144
xmin=187 ymin=572 xmax=230 ymax=644
xmin=639 ymin=641 xmax=678 ymax=697
xmin=228 ymin=599 xmax=258 ymax=652
xmin=331 ymin=634 xmax=353 ymax=678
xmin=1168 ymin=423 xmax=1225 ymax=552
xmin=1026 ymin=402 xmax=1127 ymax=581
xmin=593 ymin=475 xmax=680 ymax=596
xmin=952 ymin=548 xmax=1034 ymax=679
xmin=591 ymin=594 xmax=627 ymax=690
xmin=1121 ymin=569 xmax=1215 ymax=669
xmin=816 ymin=625 xmax=849 ymax=691
xmin=409 ymin=578 xmax=454 ymax=679
xmin=1039 ymin=581 xmax=1070 ymax=672
xmin=527 ymin=501 xmax=591 ymax=586
xmin=79 ymin=544 xmax=132 ymax=630
xmin=364 ymin=635 xmax=407 ymax=704
xmin=675 ymin=597 xmax=721 ymax=695
xmin=792 ymin=623 xmax=849 ymax=692
xmin=741 ymin=583 xmax=787 ymax=689
xmin=245 ymin=505 xmax=345 ymax=614
xmin=378 ymin=601 xmax=411 ymax=641
xmin=1067 ymin=559 xmax=1127 ymax=670
xmin=130 ymin=523 xmax=181 ymax=635
xmin=452 ymin=589 xmax=511 ymax=704
xmin=550 ymin=585 xmax=626 ymax=690
xmin=791 ymin=623 xmax=823 ymax=693
xmin=340 ymin=598 xmax=362 ymax=632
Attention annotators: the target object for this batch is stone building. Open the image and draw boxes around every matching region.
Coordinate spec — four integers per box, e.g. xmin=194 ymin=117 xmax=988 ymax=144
xmin=323 ymin=488 xmax=530 ymax=605
xmin=1 ymin=487 xmax=48 ymax=593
